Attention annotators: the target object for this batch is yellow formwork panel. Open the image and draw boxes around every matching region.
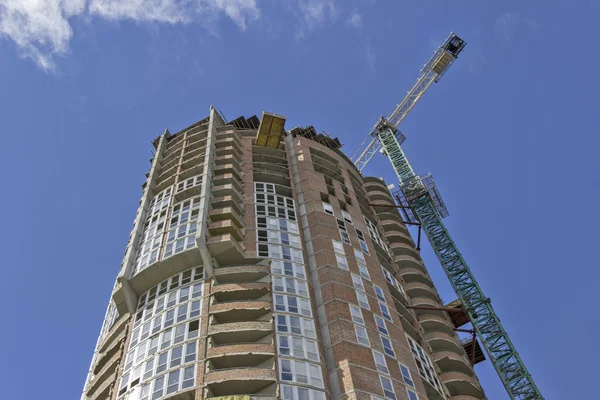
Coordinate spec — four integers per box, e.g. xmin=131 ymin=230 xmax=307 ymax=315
xmin=256 ymin=112 xmax=286 ymax=149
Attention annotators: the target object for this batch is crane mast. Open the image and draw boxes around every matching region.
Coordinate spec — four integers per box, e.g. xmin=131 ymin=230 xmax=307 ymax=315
xmin=358 ymin=33 xmax=544 ymax=400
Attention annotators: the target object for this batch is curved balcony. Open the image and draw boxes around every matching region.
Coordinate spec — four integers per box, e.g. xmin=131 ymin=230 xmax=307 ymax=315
xmin=215 ymin=144 xmax=243 ymax=158
xmin=398 ymin=266 xmax=432 ymax=286
xmin=409 ymin=296 xmax=439 ymax=309
xmin=207 ymin=343 xmax=276 ymax=369
xmin=213 ymin=265 xmax=270 ymax=283
xmin=448 ymin=396 xmax=482 ymax=400
xmin=208 ymin=220 xmax=244 ymax=242
xmin=206 ymin=234 xmax=245 ymax=264
xmin=204 ymin=368 xmax=277 ymax=396
xmin=210 ymin=194 xmax=243 ymax=216
xmin=389 ymin=240 xmax=419 ymax=257
xmin=213 ymin=173 xmax=243 ymax=193
xmin=425 ymin=331 xmax=465 ymax=354
xmin=367 ymin=191 xmax=395 ymax=205
xmin=215 ymin=135 xmax=242 ymax=149
xmin=215 ymin=152 xmax=242 ymax=166
xmin=87 ymin=350 xmax=121 ymax=395
xmin=129 ymin=246 xmax=202 ymax=295
xmin=418 ymin=313 xmax=456 ymax=337
xmin=209 ymin=321 xmax=273 ymax=344
xmin=394 ymin=255 xmax=427 ymax=272
xmin=210 ymin=300 xmax=271 ymax=323
xmin=404 ymin=282 xmax=439 ymax=302
xmin=433 ymin=351 xmax=475 ymax=376
xmin=440 ymin=371 xmax=484 ymax=398
xmin=211 ymin=282 xmax=270 ymax=302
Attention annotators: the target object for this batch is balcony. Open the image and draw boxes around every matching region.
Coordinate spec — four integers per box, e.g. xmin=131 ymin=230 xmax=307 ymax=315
xmin=128 ymin=246 xmax=202 ymax=295
xmin=394 ymin=255 xmax=427 ymax=272
xmin=208 ymin=321 xmax=273 ymax=344
xmin=398 ymin=266 xmax=432 ymax=286
xmin=207 ymin=343 xmax=275 ymax=369
xmin=211 ymin=195 xmax=243 ymax=216
xmin=208 ymin=220 xmax=245 ymax=242
xmin=433 ymin=351 xmax=475 ymax=376
xmin=404 ymin=282 xmax=439 ymax=303
xmin=204 ymin=368 xmax=277 ymax=397
xmin=425 ymin=331 xmax=465 ymax=354
xmin=213 ymin=265 xmax=270 ymax=284
xmin=210 ymin=300 xmax=271 ymax=323
xmin=211 ymin=183 xmax=240 ymax=199
xmin=418 ymin=313 xmax=456 ymax=337
xmin=440 ymin=371 xmax=484 ymax=398
xmin=209 ymin=206 xmax=244 ymax=228
xmin=206 ymin=234 xmax=246 ymax=264
xmin=213 ymin=173 xmax=243 ymax=193
xmin=215 ymin=145 xmax=243 ymax=158
xmin=215 ymin=153 xmax=242 ymax=166
xmin=213 ymin=163 xmax=243 ymax=181
xmin=211 ymin=282 xmax=270 ymax=302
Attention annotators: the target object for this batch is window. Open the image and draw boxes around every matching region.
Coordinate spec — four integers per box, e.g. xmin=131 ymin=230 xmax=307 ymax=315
xmin=373 ymin=350 xmax=389 ymax=374
xmin=337 ymin=218 xmax=347 ymax=231
xmin=272 ymin=261 xmax=306 ymax=280
xmin=406 ymin=335 xmax=443 ymax=395
xmin=379 ymin=375 xmax=396 ymax=400
xmin=355 ymin=325 xmax=370 ymax=346
xmin=351 ymin=274 xmax=365 ymax=292
xmin=407 ymin=389 xmax=418 ymax=400
xmin=356 ymin=290 xmax=370 ymax=310
xmin=275 ymin=294 xmax=312 ymax=317
xmin=335 ymin=254 xmax=349 ymax=270
xmin=356 ymin=229 xmax=370 ymax=255
xmin=365 ymin=217 xmax=390 ymax=255
xmin=381 ymin=336 xmax=395 ymax=358
xmin=341 ymin=231 xmax=351 ymax=245
xmin=278 ymin=335 xmax=320 ymax=362
xmin=332 ymin=239 xmax=345 ymax=254
xmin=374 ymin=285 xmax=386 ymax=303
xmin=279 ymin=360 xmax=324 ymax=388
xmin=374 ymin=315 xmax=388 ymax=336
xmin=382 ymin=267 xmax=406 ymax=296
xmin=322 ymin=202 xmax=334 ymax=215
xmin=276 ymin=315 xmax=316 ymax=338
xmin=349 ymin=305 xmax=364 ymax=324
xmin=274 ymin=277 xmax=309 ymax=298
xmin=342 ymin=210 xmax=352 ymax=224
xmin=281 ymin=385 xmax=326 ymax=400
xmin=379 ymin=302 xmax=392 ymax=322
xmin=358 ymin=264 xmax=371 ymax=281
xmin=400 ymin=364 xmax=415 ymax=387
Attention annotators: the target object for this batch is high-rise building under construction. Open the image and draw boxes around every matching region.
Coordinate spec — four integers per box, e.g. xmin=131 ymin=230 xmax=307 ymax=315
xmin=81 ymin=107 xmax=486 ymax=400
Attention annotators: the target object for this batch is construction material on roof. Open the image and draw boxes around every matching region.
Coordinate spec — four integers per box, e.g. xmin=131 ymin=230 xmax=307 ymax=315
xmin=290 ymin=125 xmax=342 ymax=151
xmin=256 ymin=112 xmax=286 ymax=149
xmin=228 ymin=115 xmax=260 ymax=130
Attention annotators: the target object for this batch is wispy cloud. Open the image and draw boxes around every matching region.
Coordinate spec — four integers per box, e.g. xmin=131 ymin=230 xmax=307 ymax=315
xmin=494 ymin=11 xmax=539 ymax=47
xmin=294 ymin=0 xmax=338 ymax=38
xmin=347 ymin=10 xmax=362 ymax=28
xmin=0 ymin=0 xmax=259 ymax=71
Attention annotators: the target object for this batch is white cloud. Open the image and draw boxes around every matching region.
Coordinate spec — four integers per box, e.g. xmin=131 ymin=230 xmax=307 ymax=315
xmin=0 ymin=0 xmax=259 ymax=71
xmin=347 ymin=10 xmax=361 ymax=28
xmin=294 ymin=0 xmax=337 ymax=38
xmin=494 ymin=11 xmax=539 ymax=47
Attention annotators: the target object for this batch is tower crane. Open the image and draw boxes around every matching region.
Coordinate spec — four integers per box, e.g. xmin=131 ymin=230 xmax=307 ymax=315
xmin=353 ymin=33 xmax=544 ymax=400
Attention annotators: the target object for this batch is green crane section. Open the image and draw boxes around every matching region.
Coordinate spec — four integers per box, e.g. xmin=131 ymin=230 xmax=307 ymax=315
xmin=378 ymin=125 xmax=543 ymax=400
xmin=354 ymin=33 xmax=545 ymax=400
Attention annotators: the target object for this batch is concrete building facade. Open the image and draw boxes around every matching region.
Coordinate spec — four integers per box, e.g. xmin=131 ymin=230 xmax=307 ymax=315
xmin=81 ymin=107 xmax=486 ymax=400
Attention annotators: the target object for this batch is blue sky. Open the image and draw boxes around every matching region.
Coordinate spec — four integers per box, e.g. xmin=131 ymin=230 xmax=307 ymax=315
xmin=0 ymin=1 xmax=597 ymax=399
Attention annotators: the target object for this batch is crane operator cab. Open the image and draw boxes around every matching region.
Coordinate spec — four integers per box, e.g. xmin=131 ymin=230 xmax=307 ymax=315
xmin=444 ymin=34 xmax=466 ymax=58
